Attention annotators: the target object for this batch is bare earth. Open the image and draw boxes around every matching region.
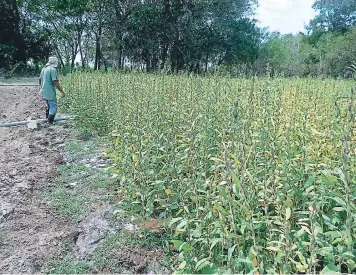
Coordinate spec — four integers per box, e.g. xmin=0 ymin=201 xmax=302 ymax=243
xmin=0 ymin=86 xmax=74 ymax=273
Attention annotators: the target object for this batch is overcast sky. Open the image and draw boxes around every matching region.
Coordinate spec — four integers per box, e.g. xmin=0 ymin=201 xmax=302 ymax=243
xmin=255 ymin=0 xmax=317 ymax=34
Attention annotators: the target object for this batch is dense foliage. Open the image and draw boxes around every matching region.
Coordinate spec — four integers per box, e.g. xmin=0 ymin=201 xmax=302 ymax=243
xmin=310 ymin=0 xmax=356 ymax=32
xmin=254 ymin=0 xmax=356 ymax=77
xmin=257 ymin=27 xmax=356 ymax=78
xmin=63 ymin=72 xmax=356 ymax=273
xmin=1 ymin=0 xmax=260 ymax=73
xmin=0 ymin=0 xmax=52 ymax=69
xmin=1 ymin=0 xmax=355 ymax=76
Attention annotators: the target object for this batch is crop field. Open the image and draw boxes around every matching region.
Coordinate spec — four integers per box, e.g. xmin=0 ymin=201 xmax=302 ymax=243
xmin=63 ymin=73 xmax=355 ymax=274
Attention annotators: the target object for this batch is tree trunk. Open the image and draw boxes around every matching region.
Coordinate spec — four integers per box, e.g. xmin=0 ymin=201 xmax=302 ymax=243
xmin=195 ymin=63 xmax=200 ymax=74
xmin=159 ymin=45 xmax=168 ymax=70
xmin=205 ymin=52 xmax=209 ymax=73
xmin=79 ymin=42 xmax=85 ymax=69
xmin=70 ymin=45 xmax=76 ymax=69
xmin=71 ymin=31 xmax=81 ymax=69
xmin=121 ymin=55 xmax=125 ymax=68
xmin=117 ymin=44 xmax=123 ymax=69
xmin=11 ymin=0 xmax=26 ymax=64
xmin=54 ymin=44 xmax=65 ymax=68
xmin=94 ymin=10 xmax=102 ymax=70
xmin=94 ymin=34 xmax=101 ymax=70
xmin=102 ymin=56 xmax=108 ymax=71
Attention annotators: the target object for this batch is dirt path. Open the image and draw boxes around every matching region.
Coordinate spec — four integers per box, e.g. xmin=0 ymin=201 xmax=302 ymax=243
xmin=0 ymin=86 xmax=75 ymax=273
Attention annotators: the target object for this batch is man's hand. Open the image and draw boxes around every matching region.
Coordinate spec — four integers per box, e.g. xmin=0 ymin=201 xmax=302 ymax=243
xmin=54 ymin=80 xmax=65 ymax=98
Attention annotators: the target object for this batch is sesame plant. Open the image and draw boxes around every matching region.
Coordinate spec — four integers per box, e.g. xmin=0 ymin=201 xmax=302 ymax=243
xmin=62 ymin=72 xmax=355 ymax=274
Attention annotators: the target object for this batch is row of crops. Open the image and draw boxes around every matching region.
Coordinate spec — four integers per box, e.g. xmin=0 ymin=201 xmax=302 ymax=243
xmin=63 ymin=72 xmax=355 ymax=274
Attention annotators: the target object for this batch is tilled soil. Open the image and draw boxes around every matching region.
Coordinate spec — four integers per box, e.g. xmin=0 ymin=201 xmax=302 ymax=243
xmin=0 ymin=86 xmax=75 ymax=273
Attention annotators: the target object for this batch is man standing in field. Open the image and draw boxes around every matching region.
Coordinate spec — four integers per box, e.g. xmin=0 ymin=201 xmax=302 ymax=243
xmin=39 ymin=56 xmax=65 ymax=124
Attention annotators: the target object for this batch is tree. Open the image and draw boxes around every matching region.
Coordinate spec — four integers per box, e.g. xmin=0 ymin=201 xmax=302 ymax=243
xmin=0 ymin=0 xmax=25 ymax=68
xmin=310 ymin=0 xmax=356 ymax=32
xmin=1 ymin=0 xmax=261 ymax=73
xmin=317 ymin=27 xmax=356 ymax=76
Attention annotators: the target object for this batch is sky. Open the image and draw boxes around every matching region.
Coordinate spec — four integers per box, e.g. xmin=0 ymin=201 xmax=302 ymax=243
xmin=255 ymin=0 xmax=317 ymax=34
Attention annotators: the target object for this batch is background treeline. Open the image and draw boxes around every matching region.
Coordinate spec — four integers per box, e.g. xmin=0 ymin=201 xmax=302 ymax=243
xmin=1 ymin=0 xmax=355 ymax=77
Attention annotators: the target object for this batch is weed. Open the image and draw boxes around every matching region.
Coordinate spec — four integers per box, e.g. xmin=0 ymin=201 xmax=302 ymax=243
xmin=57 ymin=163 xmax=86 ymax=174
xmin=43 ymin=187 xmax=87 ymax=221
xmin=86 ymin=173 xmax=114 ymax=190
xmin=89 ymin=233 xmax=129 ymax=272
xmin=42 ymin=257 xmax=92 ymax=274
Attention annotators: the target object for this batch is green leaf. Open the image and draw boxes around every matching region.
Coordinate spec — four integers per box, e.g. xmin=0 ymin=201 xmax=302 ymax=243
xmin=180 ymin=243 xmax=192 ymax=252
xmin=286 ymin=207 xmax=291 ymax=220
xmin=266 ymin=247 xmax=282 ymax=252
xmin=333 ymin=207 xmax=346 ymax=212
xmin=343 ymin=251 xmax=355 ymax=258
xmin=195 ymin=258 xmax=211 ymax=271
xmin=321 ymin=264 xmax=340 ymax=274
xmin=237 ymin=258 xmax=252 ymax=264
xmin=200 ymin=264 xmax=217 ymax=274
xmin=305 ymin=185 xmax=315 ymax=193
xmin=321 ymin=174 xmax=338 ymax=185
xmin=330 ymin=197 xmax=346 ymax=206
xmin=247 ymin=267 xmax=259 ymax=274
xmin=316 ymin=247 xmax=333 ymax=256
xmin=171 ymin=240 xmax=184 ymax=250
xmin=324 ymin=231 xmax=342 ymax=240
xmin=210 ymin=238 xmax=223 ymax=251
xmin=228 ymin=244 xmax=238 ymax=261
xmin=231 ymin=173 xmax=240 ymax=195
xmin=178 ymin=260 xmax=187 ymax=270
xmin=305 ymin=173 xmax=317 ymax=186
xmin=176 ymin=220 xmax=188 ymax=231
xmin=213 ymin=204 xmax=228 ymax=215
xmin=169 ymin=217 xmax=182 ymax=227
xmin=133 ymin=204 xmax=142 ymax=212
xmin=158 ymin=211 xmax=167 ymax=219
xmin=347 ymin=259 xmax=356 ymax=270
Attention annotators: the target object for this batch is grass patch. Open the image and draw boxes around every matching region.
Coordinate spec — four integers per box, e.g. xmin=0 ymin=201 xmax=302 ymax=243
xmin=86 ymin=172 xmax=114 ymax=190
xmin=54 ymin=160 xmax=113 ymax=193
xmin=43 ymin=187 xmax=88 ymax=221
xmin=45 ymin=143 xmax=111 ymax=221
xmin=89 ymin=231 xmax=173 ymax=273
xmin=89 ymin=233 xmax=129 ymax=272
xmin=43 ymin=231 xmax=171 ymax=274
xmin=42 ymin=257 xmax=93 ymax=274
xmin=57 ymin=163 xmax=86 ymax=174
xmin=41 ymin=132 xmax=124 ymax=272
xmin=65 ymin=139 xmax=102 ymax=160
xmin=135 ymin=231 xmax=171 ymax=251
xmin=55 ymin=163 xmax=93 ymax=184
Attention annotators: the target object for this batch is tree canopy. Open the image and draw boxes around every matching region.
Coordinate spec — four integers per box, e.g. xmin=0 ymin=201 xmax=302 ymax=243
xmin=0 ymin=0 xmax=355 ymax=77
xmin=310 ymin=0 xmax=356 ymax=32
xmin=0 ymin=0 xmax=261 ymax=72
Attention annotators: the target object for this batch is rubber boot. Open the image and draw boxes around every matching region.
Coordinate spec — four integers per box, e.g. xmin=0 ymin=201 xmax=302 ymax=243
xmin=46 ymin=108 xmax=49 ymax=119
xmin=48 ymin=114 xmax=55 ymax=124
